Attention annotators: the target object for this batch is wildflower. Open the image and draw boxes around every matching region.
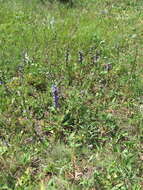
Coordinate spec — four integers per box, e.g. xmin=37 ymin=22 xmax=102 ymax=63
xmin=78 ymin=51 xmax=84 ymax=64
xmin=17 ymin=64 xmax=24 ymax=77
xmin=104 ymin=63 xmax=112 ymax=71
xmin=49 ymin=17 xmax=55 ymax=28
xmin=23 ymin=52 xmax=31 ymax=64
xmin=52 ymin=85 xmax=59 ymax=108
xmin=92 ymin=54 xmax=100 ymax=64
xmin=65 ymin=48 xmax=70 ymax=64
xmin=140 ymin=105 xmax=143 ymax=114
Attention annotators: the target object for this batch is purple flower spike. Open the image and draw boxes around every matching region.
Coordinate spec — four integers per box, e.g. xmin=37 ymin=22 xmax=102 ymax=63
xmin=104 ymin=63 xmax=112 ymax=71
xmin=52 ymin=85 xmax=59 ymax=108
xmin=78 ymin=51 xmax=83 ymax=64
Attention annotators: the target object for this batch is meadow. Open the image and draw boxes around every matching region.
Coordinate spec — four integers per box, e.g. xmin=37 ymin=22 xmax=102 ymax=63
xmin=0 ymin=0 xmax=143 ymax=189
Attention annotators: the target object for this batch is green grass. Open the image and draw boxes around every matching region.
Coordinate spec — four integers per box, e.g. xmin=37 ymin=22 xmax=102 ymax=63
xmin=0 ymin=0 xmax=143 ymax=189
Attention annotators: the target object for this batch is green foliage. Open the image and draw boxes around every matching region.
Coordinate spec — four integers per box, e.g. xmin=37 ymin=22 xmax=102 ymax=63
xmin=0 ymin=0 xmax=143 ymax=189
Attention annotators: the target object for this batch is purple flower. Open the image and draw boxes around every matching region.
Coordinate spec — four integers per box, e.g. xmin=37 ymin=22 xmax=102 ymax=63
xmin=52 ymin=85 xmax=59 ymax=108
xmin=78 ymin=51 xmax=84 ymax=64
xmin=92 ymin=54 xmax=100 ymax=64
xmin=104 ymin=63 xmax=112 ymax=71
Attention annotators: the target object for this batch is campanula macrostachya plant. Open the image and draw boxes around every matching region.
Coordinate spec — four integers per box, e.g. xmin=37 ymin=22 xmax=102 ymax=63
xmin=52 ymin=84 xmax=59 ymax=108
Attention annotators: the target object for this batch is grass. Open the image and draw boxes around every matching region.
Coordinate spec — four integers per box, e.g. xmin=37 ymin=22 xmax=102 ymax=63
xmin=0 ymin=0 xmax=143 ymax=189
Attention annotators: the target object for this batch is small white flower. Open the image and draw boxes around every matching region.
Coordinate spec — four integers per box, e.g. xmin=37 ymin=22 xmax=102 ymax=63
xmin=140 ymin=105 xmax=143 ymax=114
xmin=23 ymin=52 xmax=31 ymax=64
xmin=49 ymin=17 xmax=55 ymax=28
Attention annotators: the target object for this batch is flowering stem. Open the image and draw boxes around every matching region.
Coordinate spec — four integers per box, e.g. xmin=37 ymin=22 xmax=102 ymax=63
xmin=52 ymin=85 xmax=59 ymax=108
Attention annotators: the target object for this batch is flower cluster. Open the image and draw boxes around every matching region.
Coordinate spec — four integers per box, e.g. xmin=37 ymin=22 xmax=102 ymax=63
xmin=52 ymin=85 xmax=59 ymax=108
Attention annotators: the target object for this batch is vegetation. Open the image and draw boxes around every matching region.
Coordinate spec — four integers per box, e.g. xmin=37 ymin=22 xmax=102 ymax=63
xmin=0 ymin=0 xmax=143 ymax=189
